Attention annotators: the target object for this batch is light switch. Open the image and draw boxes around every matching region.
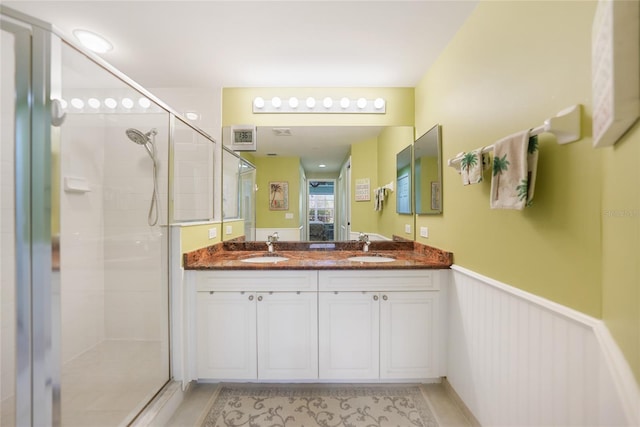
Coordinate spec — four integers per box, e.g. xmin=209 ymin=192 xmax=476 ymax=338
xmin=420 ymin=227 xmax=429 ymax=238
xmin=404 ymin=224 xmax=411 ymax=233
xmin=285 ymin=213 xmax=293 ymax=219
xmin=225 ymin=225 xmax=232 ymax=235
xmin=208 ymin=228 xmax=217 ymax=239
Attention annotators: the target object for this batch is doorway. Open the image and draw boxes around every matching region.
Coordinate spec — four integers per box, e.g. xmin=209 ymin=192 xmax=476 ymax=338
xmin=307 ymin=180 xmax=335 ymax=241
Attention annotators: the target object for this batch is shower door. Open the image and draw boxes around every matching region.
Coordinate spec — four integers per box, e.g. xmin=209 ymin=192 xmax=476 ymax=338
xmin=56 ymin=42 xmax=171 ymax=426
xmin=1 ymin=7 xmax=171 ymax=426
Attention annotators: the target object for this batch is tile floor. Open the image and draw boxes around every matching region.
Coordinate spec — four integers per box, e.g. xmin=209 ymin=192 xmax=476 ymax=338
xmin=61 ymin=340 xmax=168 ymax=427
xmin=165 ymin=381 xmax=474 ymax=427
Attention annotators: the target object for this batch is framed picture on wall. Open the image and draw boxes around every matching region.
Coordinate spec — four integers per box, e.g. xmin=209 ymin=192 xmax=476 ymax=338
xmin=269 ymin=181 xmax=289 ymax=210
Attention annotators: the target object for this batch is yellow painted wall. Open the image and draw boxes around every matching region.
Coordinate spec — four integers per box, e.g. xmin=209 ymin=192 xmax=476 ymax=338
xmin=254 ymin=156 xmax=301 ymax=228
xmin=180 ymin=222 xmax=221 ymax=255
xmin=415 ymin=0 xmax=640 ymax=382
xmin=415 ymin=0 xmax=601 ymax=315
xmin=601 ymin=121 xmax=640 ymax=381
xmin=350 ymin=138 xmax=378 ymax=233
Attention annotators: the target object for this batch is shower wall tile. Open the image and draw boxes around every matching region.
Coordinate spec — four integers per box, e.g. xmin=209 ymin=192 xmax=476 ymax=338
xmin=59 ymin=116 xmax=107 ymax=365
xmin=104 ymin=291 xmax=162 ymax=341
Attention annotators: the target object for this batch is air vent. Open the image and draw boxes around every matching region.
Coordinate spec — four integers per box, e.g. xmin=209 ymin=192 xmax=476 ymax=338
xmin=272 ymin=128 xmax=292 ymax=136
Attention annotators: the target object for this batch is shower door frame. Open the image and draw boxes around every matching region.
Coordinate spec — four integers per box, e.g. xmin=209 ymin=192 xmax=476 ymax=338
xmin=1 ymin=9 xmax=58 ymax=426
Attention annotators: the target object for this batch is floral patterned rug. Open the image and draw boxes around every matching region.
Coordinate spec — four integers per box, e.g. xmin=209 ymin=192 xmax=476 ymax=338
xmin=200 ymin=383 xmax=438 ymax=427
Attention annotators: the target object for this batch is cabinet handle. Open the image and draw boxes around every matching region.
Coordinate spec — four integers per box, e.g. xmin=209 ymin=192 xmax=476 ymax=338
xmin=373 ymin=295 xmax=379 ymax=301
xmin=248 ymin=295 xmax=254 ymax=301
xmin=382 ymin=295 xmax=388 ymax=301
xmin=257 ymin=295 xmax=263 ymax=302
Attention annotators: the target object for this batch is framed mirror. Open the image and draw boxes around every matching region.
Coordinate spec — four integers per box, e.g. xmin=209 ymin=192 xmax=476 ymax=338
xmin=414 ymin=124 xmax=442 ymax=215
xmin=396 ymin=145 xmax=412 ymax=214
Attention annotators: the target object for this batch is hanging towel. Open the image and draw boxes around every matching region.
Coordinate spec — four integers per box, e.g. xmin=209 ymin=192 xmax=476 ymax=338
xmin=490 ymin=130 xmax=539 ymax=209
xmin=374 ymin=187 xmax=384 ymax=211
xmin=460 ymin=147 xmax=485 ymax=185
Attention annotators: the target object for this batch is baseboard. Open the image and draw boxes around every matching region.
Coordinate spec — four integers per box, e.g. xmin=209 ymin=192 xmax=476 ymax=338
xmin=441 ymin=377 xmax=482 ymax=427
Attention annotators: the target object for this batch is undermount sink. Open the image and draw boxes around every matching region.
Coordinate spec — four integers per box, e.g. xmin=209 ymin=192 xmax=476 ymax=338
xmin=240 ymin=256 xmax=289 ymax=264
xmin=347 ymin=255 xmax=396 ymax=263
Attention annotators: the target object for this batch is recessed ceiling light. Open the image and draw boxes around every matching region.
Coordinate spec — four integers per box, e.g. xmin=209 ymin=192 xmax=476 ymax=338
xmin=185 ymin=111 xmax=199 ymax=120
xmin=72 ymin=29 xmax=113 ymax=53
xmin=318 ymin=164 xmax=327 ymax=168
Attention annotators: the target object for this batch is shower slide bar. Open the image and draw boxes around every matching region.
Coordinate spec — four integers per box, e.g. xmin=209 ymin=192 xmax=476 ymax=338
xmin=447 ymin=104 xmax=582 ymax=168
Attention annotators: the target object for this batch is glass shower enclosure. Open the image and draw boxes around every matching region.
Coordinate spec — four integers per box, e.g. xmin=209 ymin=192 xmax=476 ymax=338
xmin=1 ymin=7 xmax=215 ymax=426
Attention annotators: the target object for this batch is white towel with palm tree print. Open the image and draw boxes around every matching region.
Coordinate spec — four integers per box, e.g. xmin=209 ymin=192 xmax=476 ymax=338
xmin=490 ymin=130 xmax=539 ymax=209
xmin=460 ymin=147 xmax=485 ymax=185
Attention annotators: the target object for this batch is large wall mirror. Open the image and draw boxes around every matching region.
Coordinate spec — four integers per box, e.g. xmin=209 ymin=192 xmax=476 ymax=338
xmin=222 ymin=125 xmax=415 ymax=242
xmin=414 ymin=124 xmax=442 ymax=215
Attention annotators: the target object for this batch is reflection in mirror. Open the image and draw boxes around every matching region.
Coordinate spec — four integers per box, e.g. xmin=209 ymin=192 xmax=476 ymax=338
xmin=221 ymin=126 xmax=415 ymax=241
xmin=396 ymin=145 xmax=412 ymax=214
xmin=414 ymin=124 xmax=442 ymax=215
xmin=222 ymin=146 xmax=256 ymax=240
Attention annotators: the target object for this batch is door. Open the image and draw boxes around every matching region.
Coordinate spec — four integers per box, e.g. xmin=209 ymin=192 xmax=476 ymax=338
xmin=319 ymin=291 xmax=380 ymax=379
xmin=196 ymin=292 xmax=257 ymax=379
xmin=379 ymin=291 xmax=438 ymax=379
xmin=257 ymin=292 xmax=318 ymax=380
xmin=336 ymin=158 xmax=351 ymax=240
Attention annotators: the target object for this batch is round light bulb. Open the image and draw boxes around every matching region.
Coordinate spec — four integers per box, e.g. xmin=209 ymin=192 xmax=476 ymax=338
xmin=271 ymin=96 xmax=282 ymax=108
xmin=87 ymin=98 xmax=101 ymax=109
xmin=70 ymin=98 xmax=84 ymax=109
xmin=374 ymin=98 xmax=385 ymax=109
xmin=104 ymin=97 xmax=117 ymax=109
xmin=318 ymin=164 xmax=327 ymax=168
xmin=356 ymin=98 xmax=367 ymax=109
xmin=288 ymin=97 xmax=299 ymax=108
xmin=340 ymin=97 xmax=350 ymax=109
xmin=322 ymin=97 xmax=333 ymax=108
xmin=254 ymin=97 xmax=265 ymax=109
xmin=306 ymin=97 xmax=316 ymax=108
xmin=121 ymin=97 xmax=134 ymax=109
xmin=185 ymin=112 xmax=199 ymax=120
xmin=72 ymin=29 xmax=113 ymax=53
xmin=138 ymin=97 xmax=151 ymax=109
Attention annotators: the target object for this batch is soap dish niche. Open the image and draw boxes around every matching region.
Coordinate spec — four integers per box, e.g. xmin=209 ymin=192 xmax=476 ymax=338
xmin=64 ymin=176 xmax=90 ymax=194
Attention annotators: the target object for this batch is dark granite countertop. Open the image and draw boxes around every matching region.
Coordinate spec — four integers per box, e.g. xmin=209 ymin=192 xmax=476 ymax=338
xmin=183 ymin=240 xmax=453 ymax=270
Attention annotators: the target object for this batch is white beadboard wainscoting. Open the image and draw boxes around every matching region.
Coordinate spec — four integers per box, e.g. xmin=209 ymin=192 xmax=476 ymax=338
xmin=447 ymin=265 xmax=639 ymax=427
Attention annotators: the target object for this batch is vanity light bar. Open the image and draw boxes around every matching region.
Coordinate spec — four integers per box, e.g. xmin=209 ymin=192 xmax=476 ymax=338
xmin=253 ymin=97 xmax=386 ymax=114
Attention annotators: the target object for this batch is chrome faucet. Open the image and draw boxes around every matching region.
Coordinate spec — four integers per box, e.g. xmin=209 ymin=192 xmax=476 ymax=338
xmin=266 ymin=240 xmax=274 ymax=253
xmin=358 ymin=233 xmax=371 ymax=252
xmin=268 ymin=232 xmax=279 ymax=243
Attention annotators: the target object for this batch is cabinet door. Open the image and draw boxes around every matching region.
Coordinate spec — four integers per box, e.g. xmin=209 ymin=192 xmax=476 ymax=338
xmin=319 ymin=292 xmax=380 ymax=380
xmin=380 ymin=291 xmax=438 ymax=379
xmin=257 ymin=292 xmax=318 ymax=380
xmin=196 ymin=292 xmax=257 ymax=379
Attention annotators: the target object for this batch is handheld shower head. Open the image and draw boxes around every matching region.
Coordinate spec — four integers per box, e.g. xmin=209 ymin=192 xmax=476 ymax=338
xmin=126 ymin=128 xmax=150 ymax=146
xmin=125 ymin=127 xmax=159 ymax=226
xmin=125 ymin=128 xmax=157 ymax=159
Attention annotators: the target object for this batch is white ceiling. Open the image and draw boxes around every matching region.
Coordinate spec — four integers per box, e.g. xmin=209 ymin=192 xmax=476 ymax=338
xmin=3 ymin=0 xmax=478 ymax=173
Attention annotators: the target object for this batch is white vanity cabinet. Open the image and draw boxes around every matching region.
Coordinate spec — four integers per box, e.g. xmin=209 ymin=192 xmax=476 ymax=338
xmin=194 ymin=270 xmax=318 ymax=380
xmin=190 ymin=268 xmax=445 ymax=382
xmin=318 ymin=270 xmax=442 ymax=380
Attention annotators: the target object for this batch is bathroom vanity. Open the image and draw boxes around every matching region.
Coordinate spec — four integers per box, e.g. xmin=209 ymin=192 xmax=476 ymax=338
xmin=182 ymin=241 xmax=452 ymax=382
